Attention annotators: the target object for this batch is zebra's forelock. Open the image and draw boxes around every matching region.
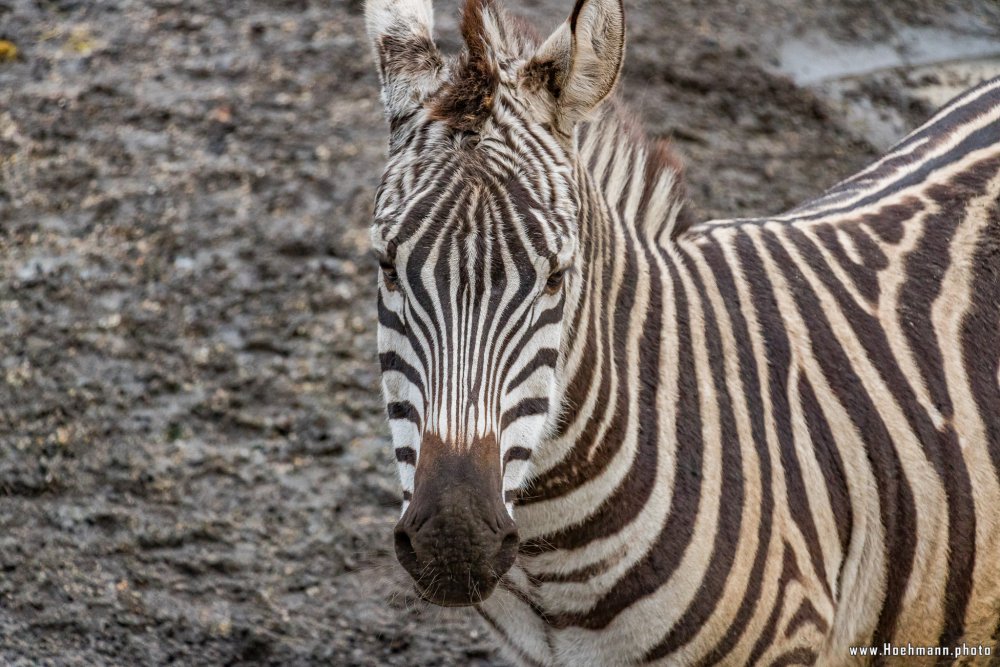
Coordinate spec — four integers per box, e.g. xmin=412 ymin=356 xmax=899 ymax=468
xmin=425 ymin=0 xmax=548 ymax=134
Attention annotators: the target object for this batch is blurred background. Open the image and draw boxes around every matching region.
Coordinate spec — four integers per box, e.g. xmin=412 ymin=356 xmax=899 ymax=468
xmin=1 ymin=0 xmax=998 ymax=664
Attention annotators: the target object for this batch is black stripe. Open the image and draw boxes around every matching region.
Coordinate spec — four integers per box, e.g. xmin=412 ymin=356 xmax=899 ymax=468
xmin=794 ymin=117 xmax=1000 ymax=222
xmin=377 ymin=294 xmax=407 ymax=336
xmin=746 ymin=542 xmax=801 ymax=664
xmin=476 ymin=608 xmax=546 ymax=667
xmin=379 ymin=352 xmax=423 ymax=390
xmin=785 ymin=598 xmax=829 ymax=639
xmin=506 ymin=348 xmax=560 ymax=394
xmin=504 ymin=447 xmax=531 ymax=464
xmin=500 ymin=301 xmax=564 ymax=394
xmin=386 ymin=401 xmax=421 ymax=428
xmin=798 ymin=374 xmax=852 ymax=587
xmin=501 ymin=398 xmax=549 ymax=431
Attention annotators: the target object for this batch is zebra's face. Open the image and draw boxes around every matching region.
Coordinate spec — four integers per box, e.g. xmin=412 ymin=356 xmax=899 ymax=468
xmin=372 ymin=134 xmax=578 ymax=605
xmin=366 ymin=0 xmax=625 ymax=605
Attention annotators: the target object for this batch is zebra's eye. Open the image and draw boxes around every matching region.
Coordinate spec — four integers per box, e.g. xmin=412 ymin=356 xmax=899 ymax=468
xmin=381 ymin=261 xmax=400 ymax=291
xmin=545 ymin=269 xmax=565 ymax=295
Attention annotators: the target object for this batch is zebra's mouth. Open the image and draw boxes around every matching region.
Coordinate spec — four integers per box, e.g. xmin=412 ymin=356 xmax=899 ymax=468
xmin=411 ymin=569 xmax=505 ymax=607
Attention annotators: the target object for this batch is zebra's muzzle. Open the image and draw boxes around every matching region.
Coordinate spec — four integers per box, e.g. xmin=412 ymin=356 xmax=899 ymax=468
xmin=393 ymin=433 xmax=518 ymax=606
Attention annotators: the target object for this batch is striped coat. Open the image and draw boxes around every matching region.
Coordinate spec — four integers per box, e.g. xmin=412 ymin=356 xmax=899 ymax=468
xmin=364 ymin=0 xmax=1000 ymax=663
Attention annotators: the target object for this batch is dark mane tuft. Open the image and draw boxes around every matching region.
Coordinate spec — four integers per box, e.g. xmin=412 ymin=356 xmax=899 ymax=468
xmin=647 ymin=136 xmax=692 ymax=237
xmin=428 ymin=0 xmax=501 ymax=131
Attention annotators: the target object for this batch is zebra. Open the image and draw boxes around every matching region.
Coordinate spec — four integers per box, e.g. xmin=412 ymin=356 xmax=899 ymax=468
xmin=364 ymin=0 xmax=1000 ymax=663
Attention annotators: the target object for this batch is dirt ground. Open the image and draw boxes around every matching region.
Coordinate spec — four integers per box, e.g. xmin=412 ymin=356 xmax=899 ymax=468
xmin=1 ymin=0 xmax=998 ymax=665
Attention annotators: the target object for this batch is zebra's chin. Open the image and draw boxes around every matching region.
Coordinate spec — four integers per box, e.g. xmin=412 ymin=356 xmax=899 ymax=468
xmin=410 ymin=575 xmax=502 ymax=608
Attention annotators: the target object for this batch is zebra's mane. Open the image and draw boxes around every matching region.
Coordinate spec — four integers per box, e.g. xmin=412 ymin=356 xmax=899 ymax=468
xmin=429 ymin=0 xmax=691 ymax=241
xmin=580 ymin=95 xmax=692 ymax=241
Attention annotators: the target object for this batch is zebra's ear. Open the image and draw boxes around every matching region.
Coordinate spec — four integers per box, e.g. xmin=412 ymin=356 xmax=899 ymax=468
xmin=520 ymin=0 xmax=624 ymax=135
xmin=365 ymin=0 xmax=444 ymax=122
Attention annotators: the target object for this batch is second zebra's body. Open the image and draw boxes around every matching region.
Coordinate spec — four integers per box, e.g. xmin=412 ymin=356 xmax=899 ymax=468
xmin=364 ymin=0 xmax=1000 ymax=664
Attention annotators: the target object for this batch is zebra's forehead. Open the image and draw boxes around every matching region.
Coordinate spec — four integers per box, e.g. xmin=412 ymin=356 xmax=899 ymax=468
xmin=371 ymin=151 xmax=577 ymax=263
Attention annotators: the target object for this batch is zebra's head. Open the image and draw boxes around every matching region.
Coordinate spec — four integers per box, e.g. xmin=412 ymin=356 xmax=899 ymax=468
xmin=366 ymin=0 xmax=624 ymax=606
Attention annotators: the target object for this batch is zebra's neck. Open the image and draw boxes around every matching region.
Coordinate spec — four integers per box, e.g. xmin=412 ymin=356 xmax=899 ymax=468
xmin=516 ymin=100 xmax=694 ymax=537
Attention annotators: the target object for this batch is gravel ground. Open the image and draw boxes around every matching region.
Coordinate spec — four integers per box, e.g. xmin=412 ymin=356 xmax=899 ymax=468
xmin=1 ymin=0 xmax=998 ymax=664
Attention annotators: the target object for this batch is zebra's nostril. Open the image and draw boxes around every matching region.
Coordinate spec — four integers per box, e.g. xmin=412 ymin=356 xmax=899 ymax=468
xmin=500 ymin=532 xmax=518 ymax=554
xmin=394 ymin=528 xmax=418 ymax=572
xmin=495 ymin=527 xmax=519 ymax=575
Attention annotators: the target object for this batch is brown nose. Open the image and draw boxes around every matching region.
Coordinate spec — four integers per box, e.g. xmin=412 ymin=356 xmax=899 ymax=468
xmin=393 ymin=433 xmax=517 ymax=606
xmin=394 ymin=485 xmax=518 ymax=606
